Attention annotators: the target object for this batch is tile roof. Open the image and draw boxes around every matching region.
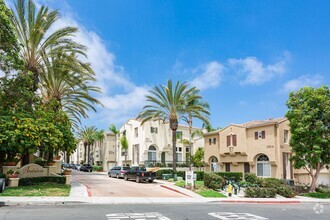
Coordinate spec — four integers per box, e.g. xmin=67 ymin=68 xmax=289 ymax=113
xmin=240 ymin=117 xmax=287 ymax=128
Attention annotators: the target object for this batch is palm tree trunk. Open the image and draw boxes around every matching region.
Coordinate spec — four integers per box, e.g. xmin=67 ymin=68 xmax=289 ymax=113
xmin=84 ymin=144 xmax=87 ymax=163
xmin=87 ymin=145 xmax=90 ymax=164
xmin=189 ymin=116 xmax=192 ymax=171
xmin=172 ymin=129 xmax=177 ymax=180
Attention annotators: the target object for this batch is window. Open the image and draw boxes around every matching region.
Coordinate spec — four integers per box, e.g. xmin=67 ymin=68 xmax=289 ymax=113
xmin=225 ymin=163 xmax=230 ymax=172
xmin=284 ymin=130 xmax=289 ymax=144
xmin=186 ymin=147 xmax=189 ymax=152
xmin=176 ymin=147 xmax=182 ymax=162
xmin=212 ymin=138 xmax=216 ymax=144
xmin=209 ymin=138 xmax=212 ymax=145
xmin=227 ymin=135 xmax=231 ymax=146
xmin=135 ymin=127 xmax=138 ymax=138
xmin=150 ymin=127 xmax=158 ymax=134
xmin=148 ymin=145 xmax=157 ymax=161
xmin=256 ymin=154 xmax=271 ymax=177
xmin=232 ymin=135 xmax=237 ymax=146
xmin=176 ymin=131 xmax=182 ymax=140
xmin=255 ymin=131 xmax=265 ymax=140
xmin=210 ymin=157 xmax=219 ymax=172
xmin=244 ymin=163 xmax=250 ymax=173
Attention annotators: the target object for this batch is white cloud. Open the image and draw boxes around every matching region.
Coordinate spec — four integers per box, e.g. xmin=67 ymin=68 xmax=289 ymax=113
xmin=24 ymin=1 xmax=149 ymax=128
xmin=228 ymin=53 xmax=289 ymax=85
xmin=190 ymin=61 xmax=223 ymax=90
xmin=283 ymin=74 xmax=323 ymax=92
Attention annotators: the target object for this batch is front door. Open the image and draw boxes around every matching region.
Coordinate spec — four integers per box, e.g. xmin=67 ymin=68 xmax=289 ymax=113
xmin=244 ymin=163 xmax=250 ymax=173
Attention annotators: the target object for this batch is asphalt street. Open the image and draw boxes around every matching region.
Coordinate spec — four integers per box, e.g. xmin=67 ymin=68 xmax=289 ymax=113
xmin=0 ymin=203 xmax=329 ymax=220
xmin=72 ymin=170 xmax=185 ymax=197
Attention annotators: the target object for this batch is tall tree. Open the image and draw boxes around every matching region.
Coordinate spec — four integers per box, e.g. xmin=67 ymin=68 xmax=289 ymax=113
xmin=120 ymin=135 xmax=128 ymax=166
xmin=40 ymin=51 xmax=102 ymax=128
xmin=76 ymin=126 xmax=97 ymax=164
xmin=0 ymin=0 xmax=22 ymax=73
xmin=93 ymin=129 xmax=104 ymax=164
xmin=138 ymin=80 xmax=207 ymax=179
xmin=10 ymin=0 xmax=86 ymax=91
xmin=109 ymin=124 xmax=119 ymax=166
xmin=286 ymin=86 xmax=330 ymax=192
xmin=182 ymin=89 xmax=210 ymax=170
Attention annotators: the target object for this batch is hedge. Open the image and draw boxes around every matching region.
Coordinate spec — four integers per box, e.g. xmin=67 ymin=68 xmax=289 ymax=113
xmin=92 ymin=165 xmax=103 ymax=172
xmin=194 ymin=171 xmax=204 ymax=181
xmin=215 ymin=172 xmax=243 ymax=182
xmin=155 ymin=169 xmax=174 ymax=179
xmin=245 ymin=187 xmax=277 ymax=198
xmin=19 ymin=176 xmax=66 ymax=186
xmin=204 ymin=172 xmax=224 ymax=190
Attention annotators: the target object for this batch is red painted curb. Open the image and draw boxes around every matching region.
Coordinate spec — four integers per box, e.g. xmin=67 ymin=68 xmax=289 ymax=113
xmin=160 ymin=185 xmax=192 ymax=197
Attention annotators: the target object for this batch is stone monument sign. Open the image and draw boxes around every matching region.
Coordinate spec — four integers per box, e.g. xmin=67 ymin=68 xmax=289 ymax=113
xmin=18 ymin=164 xmax=47 ymax=178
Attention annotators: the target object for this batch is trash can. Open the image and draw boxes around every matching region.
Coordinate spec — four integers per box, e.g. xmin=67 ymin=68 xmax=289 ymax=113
xmin=234 ymin=187 xmax=238 ymax=195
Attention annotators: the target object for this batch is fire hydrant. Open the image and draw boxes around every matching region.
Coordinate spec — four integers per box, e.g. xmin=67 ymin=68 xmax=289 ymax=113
xmin=228 ymin=183 xmax=233 ymax=197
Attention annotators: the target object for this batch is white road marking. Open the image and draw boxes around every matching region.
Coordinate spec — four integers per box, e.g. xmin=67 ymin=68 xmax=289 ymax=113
xmin=106 ymin=212 xmax=170 ymax=220
xmin=208 ymin=212 xmax=268 ymax=220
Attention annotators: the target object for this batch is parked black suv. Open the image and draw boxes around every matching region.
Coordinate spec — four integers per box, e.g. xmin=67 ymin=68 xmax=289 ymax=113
xmin=80 ymin=164 xmax=92 ymax=172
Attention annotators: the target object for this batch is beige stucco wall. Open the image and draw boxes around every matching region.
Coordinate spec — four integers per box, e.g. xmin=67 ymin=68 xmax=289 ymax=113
xmin=118 ymin=119 xmax=204 ymax=167
xmin=204 ymin=132 xmax=220 ymax=171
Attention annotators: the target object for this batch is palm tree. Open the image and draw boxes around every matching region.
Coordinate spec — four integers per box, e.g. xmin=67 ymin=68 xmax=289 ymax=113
xmin=10 ymin=0 xmax=86 ymax=91
xmin=76 ymin=126 xmax=97 ymax=164
xmin=182 ymin=89 xmax=210 ymax=170
xmin=138 ymin=80 xmax=207 ymax=179
xmin=120 ymin=135 xmax=128 ymax=166
xmin=109 ymin=124 xmax=119 ymax=166
xmin=92 ymin=129 xmax=104 ymax=165
xmin=40 ymin=52 xmax=102 ymax=128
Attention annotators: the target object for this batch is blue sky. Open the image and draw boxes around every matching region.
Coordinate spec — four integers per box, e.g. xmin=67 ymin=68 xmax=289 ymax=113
xmin=6 ymin=0 xmax=330 ymax=130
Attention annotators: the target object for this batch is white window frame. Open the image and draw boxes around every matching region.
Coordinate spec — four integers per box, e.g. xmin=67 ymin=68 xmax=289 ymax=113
xmin=256 ymin=155 xmax=271 ymax=177
xmin=284 ymin=130 xmax=289 ymax=144
xmin=258 ymin=131 xmax=262 ymax=139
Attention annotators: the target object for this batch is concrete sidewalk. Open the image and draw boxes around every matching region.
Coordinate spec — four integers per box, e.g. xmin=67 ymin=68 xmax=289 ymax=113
xmin=1 ymin=179 xmax=329 ymax=206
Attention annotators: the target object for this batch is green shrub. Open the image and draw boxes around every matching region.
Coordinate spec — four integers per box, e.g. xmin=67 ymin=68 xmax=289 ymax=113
xmin=277 ymin=185 xmax=295 ymax=198
xmin=195 ymin=171 xmax=204 ymax=181
xmin=239 ymin=181 xmax=256 ymax=187
xmin=244 ymin=173 xmax=258 ymax=183
xmin=0 ymin=173 xmax=6 ymax=178
xmin=32 ymin=158 xmax=46 ymax=167
xmin=155 ymin=169 xmax=174 ymax=179
xmin=215 ymin=172 xmax=243 ymax=182
xmin=245 ymin=187 xmax=276 ymax=198
xmin=92 ymin=165 xmax=103 ymax=172
xmin=177 ymin=171 xmax=185 ymax=180
xmin=19 ymin=176 xmax=66 ymax=186
xmin=316 ymin=186 xmax=330 ymax=194
xmin=262 ymin=178 xmax=285 ymax=188
xmin=175 ymin=180 xmax=185 ymax=187
xmin=204 ymin=172 xmax=224 ymax=190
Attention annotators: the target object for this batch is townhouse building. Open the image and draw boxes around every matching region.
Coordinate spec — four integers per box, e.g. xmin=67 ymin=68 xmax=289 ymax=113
xmin=70 ymin=132 xmax=116 ymax=171
xmin=117 ymin=118 xmax=204 ymax=168
xmin=204 ymin=117 xmax=330 ymax=186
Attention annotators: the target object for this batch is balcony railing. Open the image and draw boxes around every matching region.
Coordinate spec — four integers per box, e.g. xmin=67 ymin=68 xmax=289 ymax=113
xmin=143 ymin=160 xmax=190 ymax=168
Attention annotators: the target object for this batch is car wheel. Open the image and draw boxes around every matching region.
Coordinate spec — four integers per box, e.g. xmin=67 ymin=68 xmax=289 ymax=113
xmin=0 ymin=179 xmax=5 ymax=193
xmin=124 ymin=175 xmax=128 ymax=181
xmin=136 ymin=176 xmax=140 ymax=183
xmin=148 ymin=180 xmax=153 ymax=183
xmin=116 ymin=174 xmax=119 ymax=179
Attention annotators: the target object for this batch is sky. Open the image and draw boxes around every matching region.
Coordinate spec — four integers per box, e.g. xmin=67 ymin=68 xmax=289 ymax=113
xmin=5 ymin=0 xmax=330 ymax=130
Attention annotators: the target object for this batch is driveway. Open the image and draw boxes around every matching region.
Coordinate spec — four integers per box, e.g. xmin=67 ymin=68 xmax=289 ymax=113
xmin=71 ymin=170 xmax=186 ymax=197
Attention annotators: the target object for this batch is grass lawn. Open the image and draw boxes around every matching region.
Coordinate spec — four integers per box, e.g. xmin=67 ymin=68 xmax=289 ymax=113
xmin=196 ymin=189 xmax=227 ymax=198
xmin=0 ymin=183 xmax=71 ymax=197
xmin=301 ymin=192 xmax=330 ymax=199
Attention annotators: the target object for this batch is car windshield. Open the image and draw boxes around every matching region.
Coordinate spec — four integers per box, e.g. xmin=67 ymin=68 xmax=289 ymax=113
xmin=123 ymin=167 xmax=130 ymax=170
xmin=139 ymin=167 xmax=146 ymax=171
